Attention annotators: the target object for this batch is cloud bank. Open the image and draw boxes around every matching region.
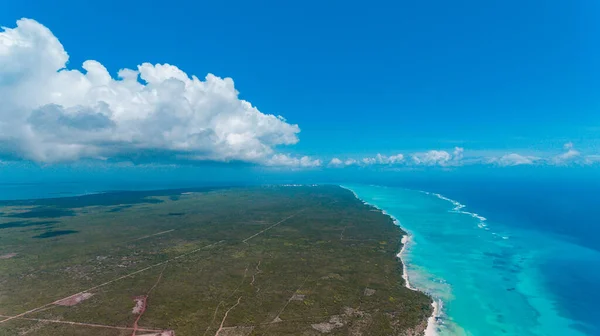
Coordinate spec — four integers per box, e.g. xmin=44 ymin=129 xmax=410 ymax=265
xmin=491 ymin=153 xmax=540 ymax=166
xmin=0 ymin=19 xmax=312 ymax=166
xmin=552 ymin=142 xmax=580 ymax=165
xmin=411 ymin=147 xmax=463 ymax=166
xmin=328 ymin=144 xmax=599 ymax=169
xmin=488 ymin=143 xmax=591 ymax=167
xmin=265 ymin=154 xmax=322 ymax=168
xmin=330 ymin=148 xmax=463 ymax=168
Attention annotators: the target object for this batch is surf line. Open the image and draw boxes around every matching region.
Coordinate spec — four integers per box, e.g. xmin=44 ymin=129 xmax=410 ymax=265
xmin=339 ymin=185 xmax=441 ymax=336
xmin=422 ymin=191 xmax=488 ymax=223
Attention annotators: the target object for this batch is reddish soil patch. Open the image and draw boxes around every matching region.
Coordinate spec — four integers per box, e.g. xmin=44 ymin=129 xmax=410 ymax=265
xmin=131 ymin=295 xmax=149 ymax=335
xmin=0 ymin=253 xmax=17 ymax=259
xmin=132 ymin=296 xmax=146 ymax=314
xmin=55 ymin=292 xmax=93 ymax=306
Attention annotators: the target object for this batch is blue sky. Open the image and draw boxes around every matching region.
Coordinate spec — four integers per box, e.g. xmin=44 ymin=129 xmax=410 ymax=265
xmin=1 ymin=0 xmax=599 ymax=170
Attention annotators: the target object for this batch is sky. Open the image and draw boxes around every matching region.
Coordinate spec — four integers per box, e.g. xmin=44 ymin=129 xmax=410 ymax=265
xmin=1 ymin=0 xmax=599 ymax=174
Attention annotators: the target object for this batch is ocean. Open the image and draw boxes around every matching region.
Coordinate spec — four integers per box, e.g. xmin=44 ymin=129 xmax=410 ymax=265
xmin=346 ymin=181 xmax=600 ymax=336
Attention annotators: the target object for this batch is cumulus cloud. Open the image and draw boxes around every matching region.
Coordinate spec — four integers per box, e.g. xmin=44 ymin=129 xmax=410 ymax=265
xmin=264 ymin=154 xmax=321 ymax=168
xmin=553 ymin=142 xmax=581 ymax=164
xmin=584 ymin=155 xmax=600 ymax=165
xmin=362 ymin=157 xmax=376 ymax=165
xmin=328 ymin=145 xmax=598 ymax=169
xmin=491 ymin=153 xmax=539 ymax=166
xmin=452 ymin=147 xmax=464 ymax=161
xmin=411 ymin=147 xmax=463 ymax=166
xmin=0 ymin=19 xmax=301 ymax=165
xmin=386 ymin=154 xmax=405 ymax=163
xmin=411 ymin=150 xmax=450 ymax=165
xmin=330 ymin=149 xmax=465 ymax=168
xmin=369 ymin=153 xmax=404 ymax=165
xmin=329 ymin=157 xmax=343 ymax=167
xmin=359 ymin=153 xmax=404 ymax=165
xmin=328 ymin=153 xmax=406 ymax=167
xmin=344 ymin=159 xmax=358 ymax=166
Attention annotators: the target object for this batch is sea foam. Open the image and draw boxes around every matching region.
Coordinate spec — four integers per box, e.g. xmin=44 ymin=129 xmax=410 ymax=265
xmin=341 ymin=185 xmax=439 ymax=335
xmin=426 ymin=191 xmax=514 ymax=242
xmin=423 ymin=191 xmax=488 ymax=224
xmin=425 ymin=300 xmax=442 ymax=336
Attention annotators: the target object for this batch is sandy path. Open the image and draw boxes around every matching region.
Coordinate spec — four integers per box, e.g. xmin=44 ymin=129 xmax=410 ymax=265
xmin=203 ymin=266 xmax=249 ymax=336
xmin=0 ymin=315 xmax=163 ymax=333
xmin=214 ymin=296 xmax=242 ymax=336
xmin=273 ymin=276 xmax=310 ymax=322
xmin=0 ymin=240 xmax=223 ymax=325
xmin=131 ymin=230 xmax=175 ymax=242
xmin=1 ymin=210 xmax=304 ymax=331
xmin=242 ymin=211 xmax=303 ymax=243
xmin=131 ymin=264 xmax=167 ymax=336
xmin=250 ymin=260 xmax=261 ymax=286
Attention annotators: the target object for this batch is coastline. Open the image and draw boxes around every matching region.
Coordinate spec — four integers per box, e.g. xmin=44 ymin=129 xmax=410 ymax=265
xmin=340 ymin=185 xmax=439 ymax=336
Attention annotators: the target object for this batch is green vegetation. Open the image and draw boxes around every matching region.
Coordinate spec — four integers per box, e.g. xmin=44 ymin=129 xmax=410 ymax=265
xmin=0 ymin=186 xmax=431 ymax=335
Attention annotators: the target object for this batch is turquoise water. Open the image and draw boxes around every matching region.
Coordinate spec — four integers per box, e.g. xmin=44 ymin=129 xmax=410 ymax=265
xmin=346 ymin=184 xmax=596 ymax=336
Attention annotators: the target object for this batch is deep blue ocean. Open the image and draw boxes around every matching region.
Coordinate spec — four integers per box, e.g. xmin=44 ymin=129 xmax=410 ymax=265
xmin=1 ymin=172 xmax=599 ymax=335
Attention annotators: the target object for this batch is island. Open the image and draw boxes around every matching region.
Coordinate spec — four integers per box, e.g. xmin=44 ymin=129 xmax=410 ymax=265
xmin=0 ymin=185 xmax=432 ymax=335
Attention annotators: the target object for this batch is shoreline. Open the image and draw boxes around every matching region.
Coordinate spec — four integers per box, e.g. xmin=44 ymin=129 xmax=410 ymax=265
xmin=340 ymin=185 xmax=440 ymax=336
xmin=398 ymin=235 xmax=414 ymax=290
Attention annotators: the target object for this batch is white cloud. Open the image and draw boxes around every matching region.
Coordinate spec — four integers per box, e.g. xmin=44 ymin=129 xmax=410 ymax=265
xmin=377 ymin=153 xmax=404 ymax=164
xmin=411 ymin=150 xmax=450 ymax=165
xmin=265 ymin=154 xmax=321 ymax=168
xmin=556 ymin=149 xmax=580 ymax=161
xmin=359 ymin=153 xmax=405 ymax=165
xmin=386 ymin=154 xmax=405 ymax=164
xmin=329 ymin=153 xmax=407 ymax=167
xmin=332 ymin=149 xmax=463 ymax=168
xmin=492 ymin=153 xmax=539 ymax=166
xmin=411 ymin=147 xmax=463 ymax=166
xmin=0 ymin=19 xmax=301 ymax=165
xmin=584 ymin=155 xmax=600 ymax=165
xmin=329 ymin=157 xmax=343 ymax=166
xmin=552 ymin=142 xmax=581 ymax=164
xmin=452 ymin=147 xmax=464 ymax=161
xmin=362 ymin=157 xmax=376 ymax=165
xmin=327 ymin=145 xmax=598 ymax=169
